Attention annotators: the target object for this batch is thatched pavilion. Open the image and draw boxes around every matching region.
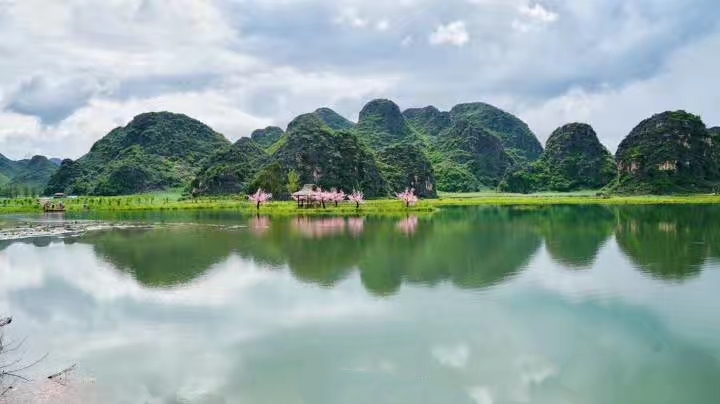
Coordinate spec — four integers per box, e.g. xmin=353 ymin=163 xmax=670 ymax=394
xmin=292 ymin=184 xmax=318 ymax=207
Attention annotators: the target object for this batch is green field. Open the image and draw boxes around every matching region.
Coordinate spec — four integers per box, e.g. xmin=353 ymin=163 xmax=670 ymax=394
xmin=1 ymin=190 xmax=720 ymax=217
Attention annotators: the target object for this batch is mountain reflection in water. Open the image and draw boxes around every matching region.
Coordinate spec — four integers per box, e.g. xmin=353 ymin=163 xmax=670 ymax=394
xmin=4 ymin=205 xmax=712 ymax=294
xmin=3 ymin=205 xmax=720 ymax=403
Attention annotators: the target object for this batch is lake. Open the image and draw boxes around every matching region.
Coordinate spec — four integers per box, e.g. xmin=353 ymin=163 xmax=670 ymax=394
xmin=1 ymin=205 xmax=720 ymax=403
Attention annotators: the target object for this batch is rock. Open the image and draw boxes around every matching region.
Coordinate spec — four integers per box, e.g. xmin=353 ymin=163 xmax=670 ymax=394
xmin=403 ymin=106 xmax=452 ymax=137
xmin=614 ymin=111 xmax=718 ymax=194
xmin=272 ymin=113 xmax=388 ymax=198
xmin=313 ymin=108 xmax=355 ymax=131
xmin=356 ymin=99 xmax=416 ymax=148
xmin=501 ymin=123 xmax=616 ymax=193
xmin=449 ymin=102 xmax=543 ymax=164
xmin=191 ymin=138 xmax=271 ymax=196
xmin=434 ymin=119 xmax=513 ymax=190
xmin=376 ymin=141 xmax=437 ymax=198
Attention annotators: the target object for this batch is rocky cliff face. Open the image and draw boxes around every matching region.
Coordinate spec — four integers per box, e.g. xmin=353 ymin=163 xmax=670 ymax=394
xmin=376 ymin=141 xmax=437 ymax=197
xmin=272 ymin=114 xmax=388 ymax=197
xmin=541 ymin=123 xmax=616 ymax=189
xmin=313 ymin=107 xmax=355 ymax=131
xmin=449 ymin=102 xmax=543 ymax=164
xmin=614 ymin=111 xmax=718 ymax=194
xmin=500 ymin=123 xmax=616 ymax=193
xmin=403 ymin=106 xmax=452 ymax=137
xmin=354 ymin=99 xmax=437 ymax=196
xmin=191 ymin=138 xmax=270 ymax=196
xmin=356 ymin=99 xmax=416 ymax=148
xmin=434 ymin=120 xmax=512 ymax=190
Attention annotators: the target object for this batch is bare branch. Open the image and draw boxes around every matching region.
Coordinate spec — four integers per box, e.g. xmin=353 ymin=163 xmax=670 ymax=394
xmin=48 ymin=364 xmax=77 ymax=381
xmin=7 ymin=353 xmax=49 ymax=374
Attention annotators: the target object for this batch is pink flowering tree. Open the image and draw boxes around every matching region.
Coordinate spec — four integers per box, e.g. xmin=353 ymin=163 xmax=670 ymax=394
xmin=331 ymin=189 xmax=346 ymax=207
xmin=348 ymin=190 xmax=365 ymax=209
xmin=310 ymin=188 xmax=330 ymax=209
xmin=396 ymin=188 xmax=419 ymax=208
xmin=248 ymin=189 xmax=272 ymax=210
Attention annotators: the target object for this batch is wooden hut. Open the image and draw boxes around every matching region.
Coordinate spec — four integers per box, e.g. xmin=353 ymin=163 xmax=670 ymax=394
xmin=292 ymin=184 xmax=317 ymax=208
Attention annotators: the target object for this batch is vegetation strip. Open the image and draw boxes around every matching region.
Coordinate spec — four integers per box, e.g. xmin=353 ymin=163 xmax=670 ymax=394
xmin=3 ymin=193 xmax=720 ymax=217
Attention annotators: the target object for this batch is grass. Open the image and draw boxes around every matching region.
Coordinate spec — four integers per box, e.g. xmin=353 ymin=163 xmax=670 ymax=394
xmin=1 ymin=190 xmax=720 ymax=217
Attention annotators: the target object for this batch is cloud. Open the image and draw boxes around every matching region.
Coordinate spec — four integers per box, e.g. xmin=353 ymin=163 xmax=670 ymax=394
xmin=4 ymin=75 xmax=108 ymax=125
xmin=0 ymin=0 xmax=719 ymax=158
xmin=518 ymin=3 xmax=558 ymax=23
xmin=429 ymin=21 xmax=470 ymax=47
xmin=335 ymin=7 xmax=368 ymax=28
xmin=517 ymin=30 xmax=720 ymax=150
xmin=376 ymin=19 xmax=390 ymax=31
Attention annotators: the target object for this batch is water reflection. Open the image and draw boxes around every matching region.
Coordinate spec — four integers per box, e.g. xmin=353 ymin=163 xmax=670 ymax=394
xmin=396 ymin=216 xmax=419 ymax=236
xmin=79 ymin=226 xmax=241 ymax=287
xmin=249 ymin=216 xmax=271 ymax=236
xmin=614 ymin=206 xmax=720 ymax=281
xmin=6 ymin=205 xmax=719 ymax=294
xmin=347 ymin=218 xmax=365 ymax=237
xmin=292 ymin=217 xmax=348 ymax=239
xmin=3 ymin=206 xmax=720 ymax=403
xmin=538 ymin=206 xmax=615 ymax=269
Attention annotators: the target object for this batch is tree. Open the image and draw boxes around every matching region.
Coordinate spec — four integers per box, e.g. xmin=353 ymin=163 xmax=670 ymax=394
xmin=248 ymin=189 xmax=272 ymax=210
xmin=348 ymin=190 xmax=365 ymax=209
xmin=397 ymin=188 xmax=419 ymax=208
xmin=287 ymin=169 xmax=301 ymax=194
xmin=331 ymin=189 xmax=345 ymax=207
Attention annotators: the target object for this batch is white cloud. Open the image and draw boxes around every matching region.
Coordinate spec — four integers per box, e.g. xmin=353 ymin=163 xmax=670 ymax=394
xmin=518 ymin=3 xmax=558 ymax=23
xmin=376 ymin=19 xmax=390 ymax=31
xmin=517 ymin=30 xmax=720 ymax=150
xmin=335 ymin=7 xmax=369 ymax=28
xmin=429 ymin=21 xmax=470 ymax=47
xmin=0 ymin=0 xmax=718 ymax=158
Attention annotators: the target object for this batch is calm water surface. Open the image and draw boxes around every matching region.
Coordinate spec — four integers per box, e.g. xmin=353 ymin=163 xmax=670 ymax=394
xmin=1 ymin=206 xmax=720 ymax=403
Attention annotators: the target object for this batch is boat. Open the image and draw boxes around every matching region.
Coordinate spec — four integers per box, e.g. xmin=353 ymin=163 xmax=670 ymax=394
xmin=43 ymin=201 xmax=66 ymax=213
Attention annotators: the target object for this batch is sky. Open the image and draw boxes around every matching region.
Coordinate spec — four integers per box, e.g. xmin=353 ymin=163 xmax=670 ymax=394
xmin=0 ymin=0 xmax=719 ymax=160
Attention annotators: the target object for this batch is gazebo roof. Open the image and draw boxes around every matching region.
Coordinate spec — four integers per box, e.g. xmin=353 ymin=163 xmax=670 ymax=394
xmin=292 ymin=184 xmax=317 ymax=197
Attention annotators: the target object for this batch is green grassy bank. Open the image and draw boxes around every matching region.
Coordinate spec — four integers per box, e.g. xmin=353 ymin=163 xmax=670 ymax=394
xmin=2 ymin=190 xmax=720 ymax=217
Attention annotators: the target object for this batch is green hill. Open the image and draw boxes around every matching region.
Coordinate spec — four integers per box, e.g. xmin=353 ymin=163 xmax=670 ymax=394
xmin=269 ymin=113 xmax=387 ymax=198
xmin=313 ymin=108 xmax=355 ymax=131
xmin=355 ymin=99 xmax=417 ymax=148
xmin=613 ymin=111 xmax=719 ymax=194
xmin=402 ymin=102 xmax=543 ymax=192
xmin=7 ymin=155 xmax=60 ymax=190
xmin=501 ymin=123 xmax=616 ymax=193
xmin=449 ymin=103 xmax=543 ymax=164
xmin=403 ymin=106 xmax=451 ymax=137
xmin=0 ymin=153 xmax=16 ymax=186
xmin=0 ymin=154 xmax=59 ymax=194
xmin=250 ymin=126 xmax=284 ymax=150
xmin=44 ymin=112 xmax=230 ymax=196
xmin=190 ymin=138 xmax=271 ymax=196
xmin=433 ymin=119 xmax=513 ymax=191
xmin=355 ymin=99 xmax=437 ymax=197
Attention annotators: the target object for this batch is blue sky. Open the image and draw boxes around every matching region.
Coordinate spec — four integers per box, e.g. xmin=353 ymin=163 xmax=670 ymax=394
xmin=0 ymin=0 xmax=719 ymax=159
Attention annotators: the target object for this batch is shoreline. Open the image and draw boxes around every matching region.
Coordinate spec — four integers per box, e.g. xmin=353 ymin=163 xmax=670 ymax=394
xmin=1 ymin=193 xmax=720 ymax=217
